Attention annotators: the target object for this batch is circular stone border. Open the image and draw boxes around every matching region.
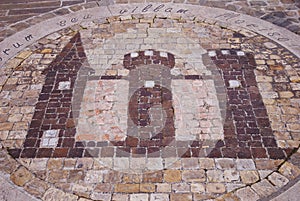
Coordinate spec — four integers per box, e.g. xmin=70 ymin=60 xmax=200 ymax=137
xmin=1 ymin=3 xmax=300 ymax=68
xmin=0 ymin=3 xmax=300 ymax=201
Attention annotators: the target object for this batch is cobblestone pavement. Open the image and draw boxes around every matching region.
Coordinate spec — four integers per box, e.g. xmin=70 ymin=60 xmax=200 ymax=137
xmin=0 ymin=1 xmax=300 ymax=201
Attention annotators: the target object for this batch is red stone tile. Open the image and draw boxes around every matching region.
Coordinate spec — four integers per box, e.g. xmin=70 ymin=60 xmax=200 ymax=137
xmin=53 ymin=148 xmax=69 ymax=158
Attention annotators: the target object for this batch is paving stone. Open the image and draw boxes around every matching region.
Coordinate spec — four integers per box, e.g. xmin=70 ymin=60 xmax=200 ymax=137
xmin=251 ymin=179 xmax=277 ymax=197
xmin=258 ymin=170 xmax=273 ymax=179
xmin=215 ymin=158 xmax=236 ymax=169
xmin=226 ymin=183 xmax=245 ymax=192
xmin=181 ymin=158 xmax=199 ymax=169
xmin=0 ymin=172 xmax=40 ymax=201
xmin=268 ymin=172 xmax=289 ymax=188
xmin=76 ymin=158 xmax=94 ymax=169
xmin=114 ymin=158 xmax=130 ymax=170
xmin=156 ymin=183 xmax=171 ymax=193
xmin=207 ymin=170 xmax=224 ymax=182
xmin=191 ymin=183 xmax=205 ymax=193
xmin=143 ymin=171 xmax=163 ymax=183
xmin=164 ymin=170 xmax=182 ymax=183
xmin=278 ymin=162 xmax=300 ymax=180
xmin=112 ymin=194 xmax=129 ymax=201
xmin=150 ymin=193 xmax=169 ymax=201
xmin=63 ymin=159 xmax=77 ymax=170
xmin=48 ymin=170 xmax=69 ymax=183
xmin=130 ymin=193 xmax=149 ymax=201
xmin=140 ymin=183 xmax=155 ymax=192
xmin=237 ymin=159 xmax=256 ymax=170
xmin=240 ymin=171 xmax=260 ymax=184
xmin=193 ymin=193 xmax=215 ymax=201
xmin=255 ymin=160 xmax=283 ymax=170
xmin=224 ymin=170 xmax=240 ymax=182
xmin=199 ymin=158 xmax=215 ymax=169
xmin=115 ymin=184 xmax=140 ymax=193
xmin=44 ymin=160 xmax=62 ymax=172
xmin=78 ymin=198 xmax=91 ymax=201
xmin=42 ymin=187 xmax=78 ymax=201
xmin=28 ymin=159 xmax=48 ymax=171
xmin=206 ymin=183 xmax=226 ymax=194
xmin=182 ymin=170 xmax=206 ymax=182
xmin=10 ymin=166 xmax=33 ymax=186
xmin=90 ymin=192 xmax=112 ymax=200
xmin=0 ymin=122 xmax=14 ymax=131
xmin=170 ymin=193 xmax=192 ymax=201
xmin=147 ymin=158 xmax=164 ymax=170
xmin=25 ymin=179 xmax=49 ymax=198
xmin=16 ymin=51 xmax=33 ymax=60
xmin=235 ymin=186 xmax=260 ymax=201
xmin=71 ymin=183 xmax=92 ymax=198
xmin=172 ymin=183 xmax=190 ymax=193
xmin=94 ymin=183 xmax=113 ymax=192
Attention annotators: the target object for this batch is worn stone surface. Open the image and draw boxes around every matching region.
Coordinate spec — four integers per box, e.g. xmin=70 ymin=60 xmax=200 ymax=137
xmin=10 ymin=167 xmax=33 ymax=186
xmin=0 ymin=2 xmax=300 ymax=201
xmin=235 ymin=186 xmax=260 ymax=201
xmin=251 ymin=179 xmax=277 ymax=197
xmin=42 ymin=187 xmax=78 ymax=201
xmin=0 ymin=172 xmax=40 ymax=201
xmin=240 ymin=171 xmax=260 ymax=184
xmin=268 ymin=172 xmax=290 ymax=188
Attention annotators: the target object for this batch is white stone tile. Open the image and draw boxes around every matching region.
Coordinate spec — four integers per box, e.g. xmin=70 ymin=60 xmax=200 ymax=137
xmin=130 ymin=52 xmax=139 ymax=58
xmin=44 ymin=130 xmax=58 ymax=138
xmin=159 ymin=52 xmax=168 ymax=58
xmin=229 ymin=80 xmax=241 ymax=88
xmin=144 ymin=50 xmax=153 ymax=56
xmin=208 ymin=51 xmax=216 ymax=57
xmin=48 ymin=138 xmax=58 ymax=147
xmin=237 ymin=51 xmax=245 ymax=56
xmin=221 ymin=50 xmax=230 ymax=55
xmin=144 ymin=80 xmax=155 ymax=88
xmin=41 ymin=138 xmax=49 ymax=146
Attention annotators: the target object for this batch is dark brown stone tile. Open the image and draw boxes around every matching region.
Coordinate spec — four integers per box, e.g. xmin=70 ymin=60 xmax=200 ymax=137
xmin=251 ymin=148 xmax=268 ymax=158
xmin=8 ymin=149 xmax=21 ymax=158
xmin=53 ymin=148 xmax=69 ymax=157
xmin=23 ymin=138 xmax=37 ymax=147
xmin=268 ymin=148 xmax=286 ymax=159
xmin=21 ymin=148 xmax=37 ymax=158
xmin=125 ymin=136 xmax=139 ymax=147
xmin=36 ymin=148 xmax=53 ymax=158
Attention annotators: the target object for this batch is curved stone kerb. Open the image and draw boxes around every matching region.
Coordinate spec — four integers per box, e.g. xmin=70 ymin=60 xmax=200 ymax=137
xmin=1 ymin=3 xmax=300 ymax=68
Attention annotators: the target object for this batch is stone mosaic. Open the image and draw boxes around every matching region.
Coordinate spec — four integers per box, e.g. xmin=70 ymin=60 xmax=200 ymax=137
xmin=0 ymin=3 xmax=300 ymax=201
xmin=206 ymin=49 xmax=291 ymax=159
xmin=8 ymin=32 xmax=87 ymax=158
